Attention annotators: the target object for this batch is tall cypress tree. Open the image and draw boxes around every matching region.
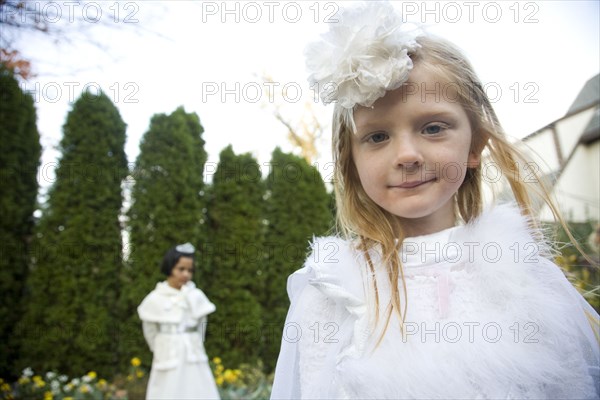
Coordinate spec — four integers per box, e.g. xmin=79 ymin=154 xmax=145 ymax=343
xmin=203 ymin=145 xmax=264 ymax=367
xmin=17 ymin=91 xmax=127 ymax=377
xmin=119 ymin=107 xmax=207 ymax=368
xmin=260 ymin=148 xmax=332 ymax=372
xmin=0 ymin=67 xmax=41 ymax=378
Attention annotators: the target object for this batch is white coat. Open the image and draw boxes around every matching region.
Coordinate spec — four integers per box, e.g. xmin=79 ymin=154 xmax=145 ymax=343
xmin=138 ymin=281 xmax=220 ymax=399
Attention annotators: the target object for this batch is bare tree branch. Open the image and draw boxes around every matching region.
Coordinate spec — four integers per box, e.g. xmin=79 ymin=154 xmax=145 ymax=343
xmin=0 ymin=0 xmax=167 ymax=77
xmin=258 ymin=72 xmax=324 ymax=164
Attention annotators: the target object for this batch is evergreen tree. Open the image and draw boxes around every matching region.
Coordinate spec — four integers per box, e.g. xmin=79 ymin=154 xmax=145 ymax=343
xmin=260 ymin=148 xmax=332 ymax=371
xmin=17 ymin=91 xmax=127 ymax=377
xmin=203 ymin=145 xmax=264 ymax=367
xmin=0 ymin=67 xmax=41 ymax=378
xmin=119 ymin=107 xmax=207 ymax=368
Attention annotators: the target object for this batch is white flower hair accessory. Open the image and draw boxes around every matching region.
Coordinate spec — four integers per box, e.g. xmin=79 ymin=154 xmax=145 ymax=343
xmin=176 ymin=242 xmax=195 ymax=254
xmin=305 ymin=1 xmax=420 ymax=109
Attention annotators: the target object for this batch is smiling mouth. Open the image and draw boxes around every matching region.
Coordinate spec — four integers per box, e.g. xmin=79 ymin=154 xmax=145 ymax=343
xmin=390 ymin=178 xmax=437 ymax=189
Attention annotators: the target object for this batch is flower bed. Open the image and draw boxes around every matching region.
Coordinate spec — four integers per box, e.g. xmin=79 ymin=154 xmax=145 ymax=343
xmin=2 ymin=357 xmax=272 ymax=400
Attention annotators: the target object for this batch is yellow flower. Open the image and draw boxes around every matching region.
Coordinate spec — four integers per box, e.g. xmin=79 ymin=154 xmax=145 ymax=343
xmin=223 ymin=369 xmax=237 ymax=384
xmin=97 ymin=378 xmax=107 ymax=388
xmin=215 ymin=376 xmax=224 ymax=387
xmin=136 ymin=370 xmax=144 ymax=378
xmin=583 ymin=268 xmax=590 ymax=281
xmin=127 ymin=375 xmax=133 ymax=382
xmin=216 ymin=365 xmax=224 ymax=374
xmin=1 ymin=383 xmax=11 ymax=391
xmin=86 ymin=371 xmax=97 ymax=380
xmin=131 ymin=357 xmax=141 ymax=367
xmin=18 ymin=377 xmax=30 ymax=385
xmin=233 ymin=369 xmax=242 ymax=377
xmin=33 ymin=375 xmax=43 ymax=382
xmin=212 ymin=357 xmax=222 ymax=364
xmin=0 ymin=378 xmax=4 ymax=384
xmin=35 ymin=380 xmax=46 ymax=388
xmin=43 ymin=391 xmax=53 ymax=400
xmin=64 ymin=397 xmax=74 ymax=400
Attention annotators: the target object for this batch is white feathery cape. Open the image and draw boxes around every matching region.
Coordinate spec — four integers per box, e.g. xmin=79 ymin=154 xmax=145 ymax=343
xmin=271 ymin=204 xmax=600 ymax=399
xmin=138 ymin=281 xmax=216 ymax=325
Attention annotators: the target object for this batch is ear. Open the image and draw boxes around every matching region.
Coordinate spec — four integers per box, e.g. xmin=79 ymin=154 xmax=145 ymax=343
xmin=468 ymin=131 xmax=489 ymax=168
xmin=467 ymin=151 xmax=481 ymax=168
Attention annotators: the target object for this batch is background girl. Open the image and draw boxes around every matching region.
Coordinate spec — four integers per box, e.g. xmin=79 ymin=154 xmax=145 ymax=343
xmin=138 ymin=242 xmax=220 ymax=399
xmin=271 ymin=2 xmax=599 ymax=399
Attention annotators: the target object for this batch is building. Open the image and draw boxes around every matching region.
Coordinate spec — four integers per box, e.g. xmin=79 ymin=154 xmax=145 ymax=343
xmin=518 ymin=74 xmax=599 ymax=223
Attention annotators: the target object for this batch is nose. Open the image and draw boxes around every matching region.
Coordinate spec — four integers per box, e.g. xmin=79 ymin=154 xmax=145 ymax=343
xmin=393 ymin=134 xmax=423 ymax=169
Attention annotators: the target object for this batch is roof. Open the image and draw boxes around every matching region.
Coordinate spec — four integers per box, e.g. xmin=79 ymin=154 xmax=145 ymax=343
xmin=567 ymin=74 xmax=600 ymax=115
xmin=523 ymin=73 xmax=599 ymax=142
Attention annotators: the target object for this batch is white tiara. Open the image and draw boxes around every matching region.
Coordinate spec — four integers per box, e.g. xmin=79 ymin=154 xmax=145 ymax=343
xmin=305 ymin=1 xmax=420 ymax=109
xmin=176 ymin=242 xmax=195 ymax=253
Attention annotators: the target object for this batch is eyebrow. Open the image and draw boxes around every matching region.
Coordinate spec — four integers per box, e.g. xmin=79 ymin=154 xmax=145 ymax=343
xmin=413 ymin=110 xmax=459 ymax=122
xmin=356 ymin=110 xmax=458 ymax=132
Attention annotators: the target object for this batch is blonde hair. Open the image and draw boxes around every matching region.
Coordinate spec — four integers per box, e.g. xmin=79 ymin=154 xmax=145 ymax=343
xmin=332 ymin=35 xmax=572 ymax=343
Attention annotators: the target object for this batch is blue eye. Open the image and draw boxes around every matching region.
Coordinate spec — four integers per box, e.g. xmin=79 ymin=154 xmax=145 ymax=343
xmin=368 ymin=132 xmax=389 ymax=143
xmin=424 ymin=125 xmax=442 ymax=135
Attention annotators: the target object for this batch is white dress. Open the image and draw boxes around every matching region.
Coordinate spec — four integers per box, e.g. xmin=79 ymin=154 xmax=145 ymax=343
xmin=138 ymin=281 xmax=220 ymax=400
xmin=271 ymin=203 xmax=600 ymax=399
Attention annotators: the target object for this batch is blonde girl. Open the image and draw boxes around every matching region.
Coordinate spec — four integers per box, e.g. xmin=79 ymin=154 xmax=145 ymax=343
xmin=271 ymin=2 xmax=599 ymax=399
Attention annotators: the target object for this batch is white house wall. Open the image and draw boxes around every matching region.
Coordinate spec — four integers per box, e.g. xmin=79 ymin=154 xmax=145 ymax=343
xmin=555 ymin=108 xmax=597 ymax=160
xmin=518 ymin=128 xmax=558 ymax=176
xmin=540 ymin=140 xmax=600 ymax=223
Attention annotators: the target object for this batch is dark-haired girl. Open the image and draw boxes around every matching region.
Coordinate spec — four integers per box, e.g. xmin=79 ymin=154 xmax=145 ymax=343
xmin=138 ymin=242 xmax=220 ymax=399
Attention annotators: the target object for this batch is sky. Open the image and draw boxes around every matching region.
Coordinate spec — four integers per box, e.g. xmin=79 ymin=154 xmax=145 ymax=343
xmin=8 ymin=0 xmax=600 ymax=197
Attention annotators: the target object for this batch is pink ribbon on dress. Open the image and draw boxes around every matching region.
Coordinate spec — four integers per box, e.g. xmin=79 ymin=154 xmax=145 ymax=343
xmin=417 ymin=268 xmax=452 ymax=319
xmin=436 ymin=270 xmax=451 ymax=319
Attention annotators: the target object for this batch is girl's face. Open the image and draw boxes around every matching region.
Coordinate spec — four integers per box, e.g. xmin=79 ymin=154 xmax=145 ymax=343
xmin=167 ymin=256 xmax=193 ymax=290
xmin=351 ymin=66 xmax=480 ymax=237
